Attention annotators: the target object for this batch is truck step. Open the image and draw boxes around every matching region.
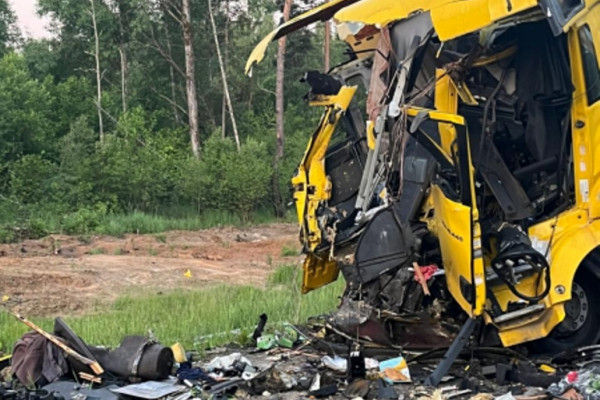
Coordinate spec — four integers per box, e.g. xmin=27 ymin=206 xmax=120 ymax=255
xmin=493 ymin=304 xmax=545 ymax=324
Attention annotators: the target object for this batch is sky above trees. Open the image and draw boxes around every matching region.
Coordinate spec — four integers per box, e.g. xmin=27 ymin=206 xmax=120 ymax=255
xmin=9 ymin=0 xmax=49 ymax=38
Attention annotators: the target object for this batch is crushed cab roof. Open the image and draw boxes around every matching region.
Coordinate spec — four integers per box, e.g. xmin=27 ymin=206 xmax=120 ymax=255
xmin=245 ymin=0 xmax=542 ymax=75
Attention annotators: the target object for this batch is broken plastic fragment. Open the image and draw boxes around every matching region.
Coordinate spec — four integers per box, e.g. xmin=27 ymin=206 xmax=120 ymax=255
xmin=171 ymin=343 xmax=187 ymax=363
xmin=365 ymin=358 xmax=379 ymax=369
xmin=379 ymin=356 xmax=411 ymax=383
xmin=322 ymin=355 xmax=347 ymax=372
xmin=256 ymin=334 xmax=277 ymax=350
xmin=205 ymin=352 xmax=251 ymax=372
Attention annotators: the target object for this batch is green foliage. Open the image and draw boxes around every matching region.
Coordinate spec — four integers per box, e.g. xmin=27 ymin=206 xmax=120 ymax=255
xmin=60 ymin=203 xmax=109 ymax=235
xmin=179 ymin=133 xmax=272 ymax=221
xmin=0 ymin=54 xmax=53 ymax=165
xmin=9 ymin=155 xmax=58 ymax=204
xmin=0 ymin=0 xmax=352 ymax=240
xmin=0 ymin=0 xmax=20 ymax=57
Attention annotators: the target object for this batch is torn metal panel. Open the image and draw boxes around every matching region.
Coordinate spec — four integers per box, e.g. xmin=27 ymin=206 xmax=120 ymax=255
xmin=244 ymin=0 xmax=362 ymax=75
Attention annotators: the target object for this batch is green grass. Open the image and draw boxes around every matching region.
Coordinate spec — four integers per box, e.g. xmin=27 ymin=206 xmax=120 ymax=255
xmin=89 ymin=248 xmax=106 ymax=255
xmin=93 ymin=211 xmax=246 ymax=236
xmin=281 ymin=245 xmax=300 ymax=257
xmin=268 ymin=264 xmax=298 ymax=286
xmin=0 ymin=207 xmax=297 ymax=243
xmin=0 ymin=265 xmax=344 ymax=353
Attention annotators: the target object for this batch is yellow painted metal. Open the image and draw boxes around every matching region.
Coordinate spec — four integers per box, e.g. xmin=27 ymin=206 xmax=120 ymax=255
xmin=562 ymin=0 xmax=600 ymax=34
xmin=302 ymin=253 xmax=341 ymax=293
xmin=246 ymin=0 xmax=600 ymax=347
xmin=452 ymin=79 xmax=479 ymax=106
xmin=496 ymin=306 xmax=565 ymax=346
xmin=246 ymin=0 xmax=540 ymax=72
xmin=488 ymin=206 xmax=600 ymax=344
xmin=427 ymin=71 xmax=485 ymax=316
xmin=411 ymin=105 xmax=486 ymax=317
xmin=569 ymin=5 xmax=600 ymax=217
xmin=292 ymin=86 xmax=357 ymax=254
xmin=487 ymin=4 xmax=600 ymax=345
xmin=432 ymin=185 xmax=486 ymax=316
xmin=405 ymin=106 xmax=465 ymax=126
xmin=335 ymin=0 xmax=538 ymax=41
xmin=244 ymin=0 xmax=360 ymax=75
xmin=366 ymin=120 xmax=375 ymax=150
xmin=433 ymin=70 xmax=460 ymax=153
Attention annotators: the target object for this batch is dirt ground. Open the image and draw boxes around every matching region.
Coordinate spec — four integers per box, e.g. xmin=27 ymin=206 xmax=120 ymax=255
xmin=0 ymin=223 xmax=301 ymax=317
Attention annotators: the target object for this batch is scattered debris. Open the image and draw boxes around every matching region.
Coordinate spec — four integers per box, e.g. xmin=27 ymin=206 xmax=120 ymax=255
xmin=3 ymin=311 xmax=600 ymax=400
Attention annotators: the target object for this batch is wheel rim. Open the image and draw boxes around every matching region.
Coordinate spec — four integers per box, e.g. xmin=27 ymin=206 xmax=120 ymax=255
xmin=556 ymin=282 xmax=589 ymax=335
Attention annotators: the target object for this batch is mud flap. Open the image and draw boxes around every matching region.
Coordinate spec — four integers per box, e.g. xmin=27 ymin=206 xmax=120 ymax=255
xmin=302 ymin=254 xmax=340 ymax=294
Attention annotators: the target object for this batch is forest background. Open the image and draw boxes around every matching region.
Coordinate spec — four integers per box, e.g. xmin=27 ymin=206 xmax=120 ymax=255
xmin=0 ymin=0 xmax=346 ymax=242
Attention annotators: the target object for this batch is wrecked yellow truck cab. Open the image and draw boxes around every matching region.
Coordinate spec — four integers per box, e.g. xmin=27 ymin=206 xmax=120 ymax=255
xmin=247 ymin=0 xmax=600 ymax=360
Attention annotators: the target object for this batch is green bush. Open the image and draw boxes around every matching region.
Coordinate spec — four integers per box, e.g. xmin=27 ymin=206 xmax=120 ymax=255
xmin=60 ymin=203 xmax=109 ymax=235
xmin=9 ymin=154 xmax=58 ymax=204
xmin=179 ymin=133 xmax=272 ymax=222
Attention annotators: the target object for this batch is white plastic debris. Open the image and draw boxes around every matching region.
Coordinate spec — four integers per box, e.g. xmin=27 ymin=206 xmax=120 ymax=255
xmin=322 ymin=355 xmax=348 ymax=372
xmin=205 ymin=352 xmax=252 ymax=371
xmin=309 ymin=373 xmax=321 ymax=392
xmin=365 ymin=357 xmax=379 ymax=369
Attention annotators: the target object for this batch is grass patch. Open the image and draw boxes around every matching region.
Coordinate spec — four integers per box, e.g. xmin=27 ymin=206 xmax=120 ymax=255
xmin=281 ymin=245 xmax=299 ymax=257
xmin=154 ymin=234 xmax=167 ymax=244
xmin=268 ymin=264 xmax=298 ymax=287
xmin=89 ymin=248 xmax=106 ymax=255
xmin=77 ymin=235 xmax=93 ymax=245
xmin=0 ymin=265 xmax=344 ymax=353
xmin=0 ymin=207 xmax=296 ymax=243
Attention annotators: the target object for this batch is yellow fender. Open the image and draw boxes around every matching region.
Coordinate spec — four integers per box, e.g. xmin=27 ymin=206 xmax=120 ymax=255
xmin=497 ymin=211 xmax=600 ymax=346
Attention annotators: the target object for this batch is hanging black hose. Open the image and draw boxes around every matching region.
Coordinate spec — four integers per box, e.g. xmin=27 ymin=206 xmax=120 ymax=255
xmin=489 ymin=223 xmax=551 ymax=302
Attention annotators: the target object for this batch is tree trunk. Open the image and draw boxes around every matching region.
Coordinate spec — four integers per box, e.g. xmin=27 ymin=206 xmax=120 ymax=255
xmin=119 ymin=46 xmax=128 ymax=113
xmin=117 ymin=0 xmax=128 ymax=113
xmin=275 ymin=0 xmax=292 ymax=160
xmin=208 ymin=0 xmax=240 ymax=151
xmin=221 ymin=0 xmax=229 ymax=139
xmin=324 ymin=14 xmax=330 ymax=72
xmin=272 ymin=0 xmax=292 ymax=218
xmin=182 ymin=0 xmax=200 ymax=157
xmin=163 ymin=19 xmax=181 ymax=124
xmin=90 ymin=0 xmax=104 ymax=142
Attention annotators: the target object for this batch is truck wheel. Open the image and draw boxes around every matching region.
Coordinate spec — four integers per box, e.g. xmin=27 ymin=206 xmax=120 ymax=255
xmin=530 ymin=268 xmax=600 ymax=353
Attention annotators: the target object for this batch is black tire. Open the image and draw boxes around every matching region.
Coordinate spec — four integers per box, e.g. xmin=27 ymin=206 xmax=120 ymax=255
xmin=529 ymin=267 xmax=600 ymax=354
